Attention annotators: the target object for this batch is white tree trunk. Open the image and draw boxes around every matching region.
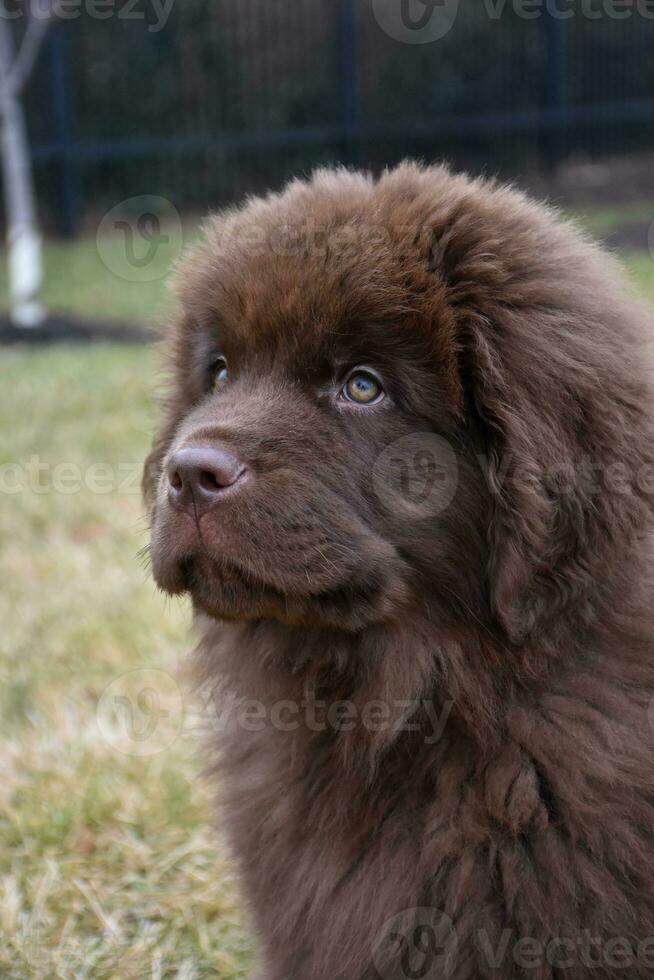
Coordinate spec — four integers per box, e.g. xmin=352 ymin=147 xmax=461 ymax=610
xmin=0 ymin=15 xmax=45 ymax=327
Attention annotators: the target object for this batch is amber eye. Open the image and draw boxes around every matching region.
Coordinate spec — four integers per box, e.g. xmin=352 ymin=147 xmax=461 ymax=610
xmin=342 ymin=370 xmax=384 ymax=405
xmin=212 ymin=357 xmax=228 ymax=389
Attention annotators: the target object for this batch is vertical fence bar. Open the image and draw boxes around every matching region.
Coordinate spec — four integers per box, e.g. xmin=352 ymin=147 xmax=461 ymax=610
xmin=338 ymin=0 xmax=360 ymax=163
xmin=543 ymin=3 xmax=565 ymax=170
xmin=47 ymin=25 xmax=77 ymax=238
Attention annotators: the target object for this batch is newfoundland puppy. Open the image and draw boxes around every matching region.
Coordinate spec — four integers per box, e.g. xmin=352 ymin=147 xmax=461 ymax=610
xmin=144 ymin=164 xmax=654 ymax=980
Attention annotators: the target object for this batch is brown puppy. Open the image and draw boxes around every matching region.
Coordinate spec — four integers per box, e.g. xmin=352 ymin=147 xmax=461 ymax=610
xmin=144 ymin=163 xmax=654 ymax=980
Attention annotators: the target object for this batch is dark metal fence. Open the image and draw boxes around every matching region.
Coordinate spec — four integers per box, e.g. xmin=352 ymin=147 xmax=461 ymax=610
xmin=24 ymin=0 xmax=654 ymax=236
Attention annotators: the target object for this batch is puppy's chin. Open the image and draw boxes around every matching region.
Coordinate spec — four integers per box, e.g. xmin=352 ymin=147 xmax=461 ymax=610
xmin=153 ymin=550 xmax=406 ymax=631
xmin=149 ymin=485 xmax=411 ymax=630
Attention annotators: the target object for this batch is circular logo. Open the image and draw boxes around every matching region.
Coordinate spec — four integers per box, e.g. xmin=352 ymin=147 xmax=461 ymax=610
xmin=371 ymin=0 xmax=460 ymax=44
xmin=97 ymin=668 xmax=184 ymax=756
xmin=96 ymin=195 xmax=183 ymax=283
xmin=373 ymin=432 xmax=459 ymax=519
xmin=372 ymin=907 xmax=458 ymax=980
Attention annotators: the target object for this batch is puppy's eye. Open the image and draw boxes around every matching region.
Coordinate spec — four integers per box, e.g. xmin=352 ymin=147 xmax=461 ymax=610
xmin=212 ymin=357 xmax=228 ymax=389
xmin=342 ymin=370 xmax=384 ymax=406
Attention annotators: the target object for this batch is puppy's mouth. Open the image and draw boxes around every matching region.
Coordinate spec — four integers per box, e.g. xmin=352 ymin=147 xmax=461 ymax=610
xmin=149 ymin=503 xmax=408 ymax=631
xmin=181 ymin=551 xmax=399 ymax=629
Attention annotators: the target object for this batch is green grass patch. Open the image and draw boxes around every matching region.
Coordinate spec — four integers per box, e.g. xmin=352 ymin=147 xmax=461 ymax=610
xmin=568 ymin=200 xmax=654 ymax=238
xmin=0 ymin=345 xmax=253 ymax=979
xmin=0 ymin=241 xmax=171 ymax=324
xmin=620 ymin=252 xmax=654 ymax=306
xmin=0 ymin=218 xmax=201 ymax=325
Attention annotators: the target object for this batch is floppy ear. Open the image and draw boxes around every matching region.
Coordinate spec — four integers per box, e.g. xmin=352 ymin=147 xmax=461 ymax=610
xmin=461 ymin=308 xmax=653 ymax=645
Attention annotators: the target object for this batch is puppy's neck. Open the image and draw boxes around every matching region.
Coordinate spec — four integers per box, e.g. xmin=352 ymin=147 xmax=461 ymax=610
xmin=192 ymin=612 xmax=515 ymax=759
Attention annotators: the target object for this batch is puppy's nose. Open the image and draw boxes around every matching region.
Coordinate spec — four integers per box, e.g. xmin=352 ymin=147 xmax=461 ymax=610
xmin=166 ymin=446 xmax=247 ymax=515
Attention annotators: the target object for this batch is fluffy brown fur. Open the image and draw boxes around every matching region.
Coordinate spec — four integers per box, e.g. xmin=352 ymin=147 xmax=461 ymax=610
xmin=144 ymin=163 xmax=654 ymax=979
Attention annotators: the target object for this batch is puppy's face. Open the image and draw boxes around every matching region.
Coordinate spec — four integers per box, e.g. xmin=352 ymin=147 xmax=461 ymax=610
xmin=145 ymin=174 xmax=492 ymax=631
xmin=146 ymin=164 xmax=654 ymax=655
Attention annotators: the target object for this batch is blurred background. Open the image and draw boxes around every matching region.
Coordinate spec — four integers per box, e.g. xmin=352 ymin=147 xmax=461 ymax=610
xmin=2 ymin=1 xmax=654 ymax=977
xmin=4 ymin=0 xmax=654 ymax=329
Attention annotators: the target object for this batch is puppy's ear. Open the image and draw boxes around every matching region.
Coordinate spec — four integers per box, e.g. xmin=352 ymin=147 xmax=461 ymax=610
xmin=461 ymin=310 xmax=652 ymax=644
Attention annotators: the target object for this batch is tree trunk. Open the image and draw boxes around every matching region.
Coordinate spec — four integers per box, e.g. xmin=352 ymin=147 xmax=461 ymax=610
xmin=0 ymin=17 xmax=45 ymax=327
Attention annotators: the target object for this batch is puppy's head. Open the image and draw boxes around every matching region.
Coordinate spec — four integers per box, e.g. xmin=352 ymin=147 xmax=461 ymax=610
xmin=144 ymin=164 xmax=654 ymax=640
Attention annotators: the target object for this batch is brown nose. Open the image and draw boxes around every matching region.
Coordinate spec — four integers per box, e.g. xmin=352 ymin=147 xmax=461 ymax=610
xmin=166 ymin=446 xmax=247 ymax=515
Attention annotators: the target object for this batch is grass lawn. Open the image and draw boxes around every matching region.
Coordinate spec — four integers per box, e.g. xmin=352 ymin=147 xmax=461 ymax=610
xmin=0 ymin=346 xmax=253 ymax=979
xmin=619 ymin=252 xmax=654 ymax=306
